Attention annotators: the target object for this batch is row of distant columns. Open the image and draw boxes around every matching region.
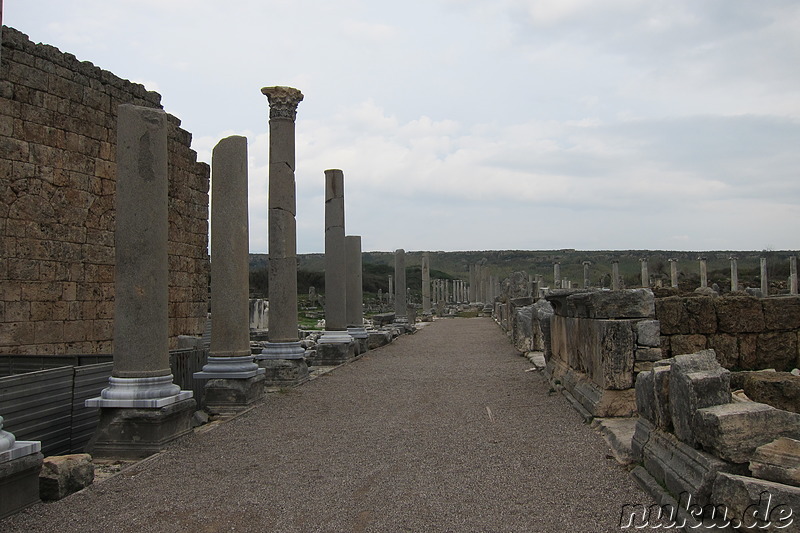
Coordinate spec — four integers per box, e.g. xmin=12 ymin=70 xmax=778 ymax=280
xmin=554 ymin=256 xmax=799 ymax=295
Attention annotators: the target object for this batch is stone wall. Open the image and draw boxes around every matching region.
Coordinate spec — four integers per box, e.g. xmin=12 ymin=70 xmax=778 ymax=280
xmin=656 ymin=294 xmax=800 ymax=371
xmin=0 ymin=27 xmax=209 ymax=354
xmin=544 ymin=289 xmax=658 ymax=417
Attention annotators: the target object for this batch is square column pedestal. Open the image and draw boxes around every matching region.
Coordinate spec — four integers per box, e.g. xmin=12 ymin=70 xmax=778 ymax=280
xmin=85 ymin=376 xmax=195 ymax=459
xmin=314 ymin=331 xmax=356 ymax=366
xmin=347 ymin=326 xmax=369 ymax=355
xmin=256 ymin=342 xmax=310 ymax=386
xmin=194 ymin=356 xmax=266 ymax=416
xmin=0 ymin=423 xmax=43 ymax=519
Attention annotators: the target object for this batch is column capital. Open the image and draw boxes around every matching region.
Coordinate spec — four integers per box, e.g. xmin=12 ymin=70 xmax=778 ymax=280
xmin=261 ymin=86 xmax=304 ymax=120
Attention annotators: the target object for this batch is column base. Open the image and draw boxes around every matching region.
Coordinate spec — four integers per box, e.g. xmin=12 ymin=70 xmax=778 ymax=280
xmin=193 ymin=355 xmax=265 ymax=379
xmin=202 ymin=374 xmax=266 ymax=416
xmin=347 ymin=326 xmax=369 ymax=355
xmin=86 ymin=398 xmax=196 ymax=459
xmin=0 ymin=450 xmax=43 ymax=520
xmin=255 ymin=341 xmax=309 ymax=386
xmin=313 ymin=340 xmax=356 ymax=366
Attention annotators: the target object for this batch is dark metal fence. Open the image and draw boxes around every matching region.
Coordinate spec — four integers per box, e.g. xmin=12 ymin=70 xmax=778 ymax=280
xmin=0 ymin=347 xmax=208 ymax=456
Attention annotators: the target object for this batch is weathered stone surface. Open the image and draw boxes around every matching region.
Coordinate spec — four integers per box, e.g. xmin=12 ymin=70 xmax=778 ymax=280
xmin=694 ymin=402 xmax=800 ymax=464
xmin=202 ymin=375 xmax=267 ymax=414
xmin=39 ymin=453 xmax=94 ymax=501
xmin=0 ymin=452 xmax=43 ymax=519
xmin=366 ymin=330 xmax=391 ymax=350
xmin=762 ymin=296 xmax=800 ymax=331
xmin=512 ymin=305 xmax=534 ymax=353
xmin=716 ymin=296 xmax=766 ymax=333
xmin=750 ymin=437 xmax=800 ymax=487
xmin=652 ymin=364 xmax=673 ymax=431
xmin=258 ymin=359 xmax=308 ymax=387
xmin=655 ymin=297 xmax=688 ymax=335
xmin=565 ymin=288 xmax=654 ymax=319
xmin=635 ymin=319 xmax=661 ymax=347
xmin=635 ymin=370 xmax=656 ymax=423
xmin=712 ymin=473 xmax=800 ymax=531
xmin=755 ymin=331 xmax=798 ymax=372
xmin=670 ymin=350 xmax=731 ymax=445
xmin=684 ymin=297 xmax=717 ymax=334
xmin=708 ymin=334 xmax=739 ymax=369
xmin=742 ymin=372 xmax=800 ymax=413
xmin=597 ymin=319 xmax=636 ymax=390
xmin=638 ymin=421 xmax=746 ymax=505
xmin=669 ymin=334 xmax=708 ymax=356
xmin=635 ymin=346 xmax=663 ymax=361
xmin=313 ymin=341 xmax=355 ymax=365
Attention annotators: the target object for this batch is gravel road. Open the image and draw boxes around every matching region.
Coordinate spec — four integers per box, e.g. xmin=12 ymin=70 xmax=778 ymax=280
xmin=2 ymin=317 xmax=649 ymax=532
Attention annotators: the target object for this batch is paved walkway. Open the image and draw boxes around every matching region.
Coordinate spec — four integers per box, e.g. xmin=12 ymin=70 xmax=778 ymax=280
xmin=3 ymin=318 xmax=648 ymax=532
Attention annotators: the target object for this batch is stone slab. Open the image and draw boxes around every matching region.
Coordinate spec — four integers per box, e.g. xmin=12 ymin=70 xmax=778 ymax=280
xmin=751 ymin=437 xmax=800 ymax=487
xmin=85 ymin=390 xmax=193 ymax=409
xmin=694 ymin=402 xmax=800 ymax=464
xmin=592 ymin=417 xmax=637 ymax=465
xmin=712 ymin=473 xmax=800 ymax=531
xmin=202 ymin=374 xmax=266 ymax=415
xmin=669 ymin=350 xmax=731 ymax=445
xmin=39 ymin=453 xmax=95 ymax=501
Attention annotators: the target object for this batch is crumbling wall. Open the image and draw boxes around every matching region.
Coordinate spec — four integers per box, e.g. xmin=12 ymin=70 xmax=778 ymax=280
xmin=656 ymin=294 xmax=800 ymax=371
xmin=0 ymin=27 xmax=209 ymax=354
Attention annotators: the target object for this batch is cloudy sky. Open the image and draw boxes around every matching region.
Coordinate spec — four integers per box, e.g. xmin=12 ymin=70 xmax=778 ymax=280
xmin=7 ymin=0 xmax=800 ymax=254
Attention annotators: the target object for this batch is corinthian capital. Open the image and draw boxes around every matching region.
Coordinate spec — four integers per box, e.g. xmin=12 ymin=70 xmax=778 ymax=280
xmin=261 ymin=86 xmax=304 ymax=120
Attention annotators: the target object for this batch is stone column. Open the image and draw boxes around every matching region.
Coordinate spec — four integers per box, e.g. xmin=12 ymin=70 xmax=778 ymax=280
xmin=316 ymin=169 xmax=355 ymax=364
xmin=699 ymin=257 xmax=708 ymax=288
xmin=611 ymin=260 xmax=620 ymax=291
xmin=469 ymin=265 xmax=475 ymax=302
xmin=345 ymin=235 xmax=367 ymax=353
xmin=255 ymin=86 xmax=309 ymax=384
xmin=583 ymin=261 xmax=591 ymax=289
xmin=761 ymin=257 xmax=769 ymax=296
xmin=790 ymin=256 xmax=798 ymax=295
xmin=553 ymin=262 xmax=561 ymax=289
xmin=86 ymin=105 xmax=194 ymax=458
xmin=640 ymin=258 xmax=649 ymax=288
xmin=394 ymin=249 xmax=408 ymax=325
xmin=730 ymin=257 xmax=739 ymax=292
xmin=482 ymin=269 xmax=490 ymax=302
xmin=193 ymin=136 xmax=264 ymax=413
xmin=669 ymin=258 xmax=678 ymax=288
xmin=422 ymin=253 xmax=431 ymax=315
xmin=388 ymin=275 xmax=394 ymax=303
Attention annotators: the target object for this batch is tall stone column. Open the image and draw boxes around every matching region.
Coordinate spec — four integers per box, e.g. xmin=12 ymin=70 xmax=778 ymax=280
xmin=255 ymin=86 xmax=309 ymax=384
xmin=422 ymin=253 xmax=431 ymax=315
xmin=388 ymin=275 xmax=394 ymax=303
xmin=194 ymin=136 xmax=264 ymax=413
xmin=790 ymin=256 xmax=798 ymax=295
xmin=394 ymin=249 xmax=408 ymax=324
xmin=611 ymin=260 xmax=620 ymax=291
xmin=583 ymin=261 xmax=591 ymax=289
xmin=316 ymin=170 xmax=355 ymax=364
xmin=730 ymin=256 xmax=739 ymax=292
xmin=699 ymin=257 xmax=708 ymax=288
xmin=761 ymin=257 xmax=769 ymax=296
xmin=469 ymin=265 xmax=475 ymax=302
xmin=640 ymin=258 xmax=649 ymax=288
xmin=669 ymin=258 xmax=678 ymax=288
xmin=86 ymin=105 xmax=194 ymax=458
xmin=553 ymin=262 xmax=561 ymax=289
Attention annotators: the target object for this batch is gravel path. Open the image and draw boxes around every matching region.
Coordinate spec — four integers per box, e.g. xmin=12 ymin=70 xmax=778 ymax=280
xmin=3 ymin=317 xmax=648 ymax=532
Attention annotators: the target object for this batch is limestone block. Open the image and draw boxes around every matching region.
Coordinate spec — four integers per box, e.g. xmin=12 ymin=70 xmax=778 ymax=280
xmin=652 ymin=365 xmax=673 ymax=431
xmin=566 ymin=288 xmax=654 ymax=319
xmin=39 ymin=453 xmax=94 ymax=501
xmin=712 ymin=473 xmax=800 ymax=531
xmin=684 ymin=297 xmax=718 ymax=334
xmin=636 ymin=347 xmax=663 ymax=361
xmin=716 ymin=296 xmax=766 ymax=333
xmin=742 ymin=372 xmax=800 ymax=414
xmin=512 ymin=305 xmax=533 ymax=353
xmin=655 ymin=297 xmax=688 ymax=335
xmin=694 ymin=402 xmax=800 ymax=464
xmin=597 ymin=319 xmax=636 ymax=390
xmin=366 ymin=331 xmax=391 ymax=350
xmin=670 ymin=350 xmax=731 ymax=445
xmin=669 ymin=334 xmax=708 ymax=356
xmin=762 ymin=296 xmax=800 ymax=331
xmin=756 ymin=332 xmax=798 ymax=372
xmin=640 ymin=423 xmax=746 ymax=506
xmin=750 ymin=437 xmax=800 ymax=487
xmin=635 ymin=319 xmax=661 ymax=347
xmin=708 ymin=334 xmax=739 ymax=369
xmin=635 ymin=370 xmax=656 ymax=423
